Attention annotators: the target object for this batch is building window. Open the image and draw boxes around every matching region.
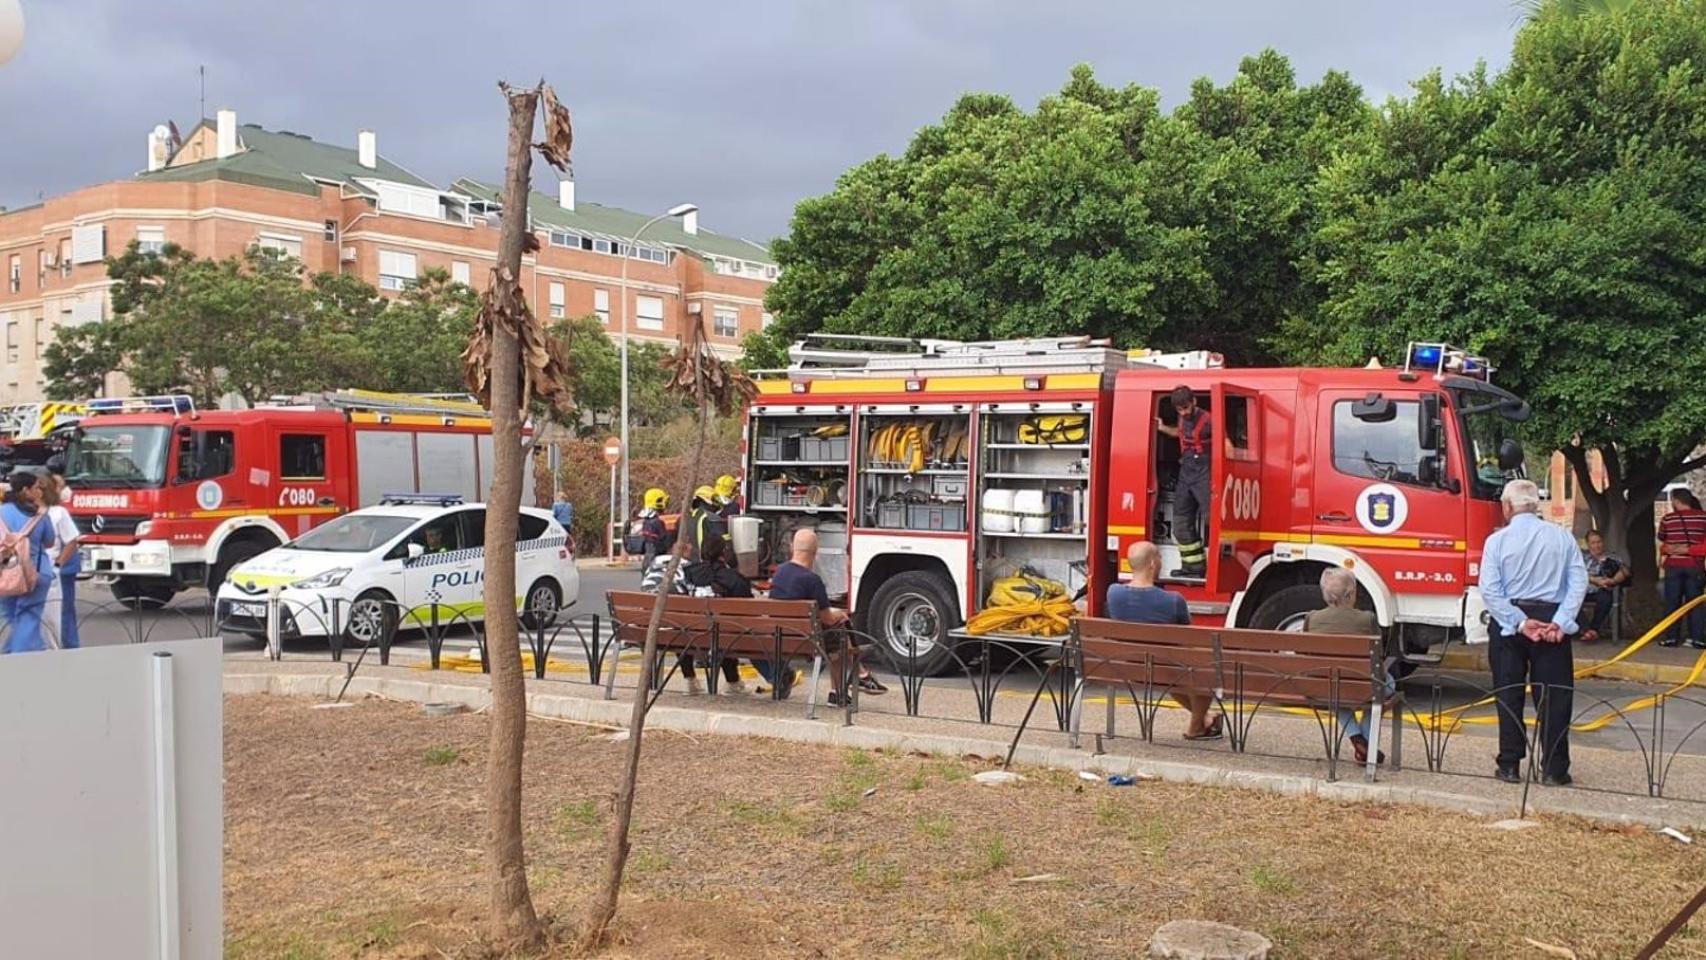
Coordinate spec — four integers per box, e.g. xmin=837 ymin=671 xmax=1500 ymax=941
xmin=548 ymin=282 xmax=565 ymax=319
xmin=713 ymin=305 xmax=739 ymax=338
xmin=256 ymin=233 xmax=303 ymax=260
xmin=5 ymin=321 xmax=17 ymax=364
xmin=451 ymin=260 xmax=471 ymax=285
xmin=593 ymin=289 xmax=610 ymax=325
xmin=136 ymin=226 xmax=166 ymax=256
xmin=37 ymin=249 xmax=47 ymax=287
xmin=761 ymin=311 xmax=774 ymax=330
xmin=548 ymin=230 xmax=582 ymax=249
xmin=70 ymin=224 xmax=105 ymax=265
xmin=592 ymin=238 xmax=612 ymax=255
xmin=764 ymin=265 xmax=778 ymax=280
xmin=379 ymin=249 xmax=417 ymax=291
xmin=635 ymin=294 xmax=664 ymax=331
xmin=33 ymin=316 xmax=45 ymax=358
xmin=323 ymin=219 xmax=338 ymax=242
xmin=1332 ymin=400 xmax=1429 ymax=487
xmin=280 ymin=434 xmax=327 ymax=480
xmin=7 ymin=255 xmax=18 ymax=293
xmin=58 ymin=239 xmax=71 ymax=278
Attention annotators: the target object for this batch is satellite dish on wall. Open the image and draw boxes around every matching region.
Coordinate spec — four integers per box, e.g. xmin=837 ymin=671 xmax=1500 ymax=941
xmin=0 ymin=0 xmax=24 ymax=66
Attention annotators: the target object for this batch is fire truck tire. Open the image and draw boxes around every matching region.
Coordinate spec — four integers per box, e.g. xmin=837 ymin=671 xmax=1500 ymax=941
xmin=110 ymin=577 xmax=177 ymax=610
xmin=521 ymin=578 xmax=562 ymax=630
xmin=1248 ymin=581 xmax=1378 ymax=632
xmin=1247 ymin=584 xmax=1328 ymax=632
xmin=209 ymin=536 xmax=277 ymax=592
xmin=868 ymin=570 xmax=960 ymax=677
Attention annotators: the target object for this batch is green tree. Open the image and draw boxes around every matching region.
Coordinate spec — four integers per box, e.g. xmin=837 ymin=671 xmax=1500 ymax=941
xmin=536 ymin=318 xmax=684 ymax=436
xmin=737 ymin=328 xmax=789 ymax=372
xmin=354 ymin=267 xmax=477 ymax=394
xmin=42 ymin=320 xmax=121 ymax=399
xmin=1291 ymin=0 xmax=1706 ymax=589
xmin=765 ymin=59 xmax=1371 ymax=362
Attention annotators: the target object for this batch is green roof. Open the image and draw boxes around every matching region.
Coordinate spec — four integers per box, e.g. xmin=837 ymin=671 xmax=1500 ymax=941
xmin=451 ymin=177 xmax=773 ymax=266
xmin=138 ymin=122 xmax=433 ymax=196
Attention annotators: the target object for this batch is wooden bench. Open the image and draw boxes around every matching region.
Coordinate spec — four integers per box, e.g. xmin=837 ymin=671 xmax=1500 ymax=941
xmin=604 ymin=590 xmax=845 ymax=719
xmin=1068 ymin=618 xmax=1402 ymax=782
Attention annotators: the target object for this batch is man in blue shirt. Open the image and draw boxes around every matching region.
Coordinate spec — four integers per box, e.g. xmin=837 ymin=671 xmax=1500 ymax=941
xmin=1478 ymin=479 xmax=1587 ymax=786
xmin=1107 ymin=541 xmax=1218 ymax=740
xmin=551 ymin=494 xmax=574 ymax=533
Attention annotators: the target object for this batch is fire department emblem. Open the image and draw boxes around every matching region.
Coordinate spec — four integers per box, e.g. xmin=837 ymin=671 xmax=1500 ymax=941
xmin=196 ymin=480 xmax=224 ymax=511
xmin=1355 ymin=483 xmax=1409 ymax=534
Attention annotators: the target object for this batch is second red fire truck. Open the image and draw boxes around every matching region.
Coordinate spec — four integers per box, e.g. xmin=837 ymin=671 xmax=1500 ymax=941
xmin=739 ymin=335 xmax=1530 ymax=674
xmin=62 ymin=391 xmax=535 ymax=608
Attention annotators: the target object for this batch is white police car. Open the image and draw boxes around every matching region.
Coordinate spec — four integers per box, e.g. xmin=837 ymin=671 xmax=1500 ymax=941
xmin=215 ymin=495 xmax=578 ymax=644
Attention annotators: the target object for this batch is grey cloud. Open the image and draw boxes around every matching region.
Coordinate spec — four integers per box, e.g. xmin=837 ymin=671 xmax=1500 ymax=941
xmin=1 ymin=0 xmax=1515 ymax=243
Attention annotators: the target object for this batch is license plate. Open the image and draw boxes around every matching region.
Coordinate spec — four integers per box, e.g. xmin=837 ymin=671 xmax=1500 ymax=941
xmin=232 ymin=601 xmax=267 ymax=619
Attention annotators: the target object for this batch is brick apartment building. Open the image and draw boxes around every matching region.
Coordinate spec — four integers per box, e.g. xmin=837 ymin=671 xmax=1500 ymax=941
xmin=0 ymin=109 xmax=778 ymax=402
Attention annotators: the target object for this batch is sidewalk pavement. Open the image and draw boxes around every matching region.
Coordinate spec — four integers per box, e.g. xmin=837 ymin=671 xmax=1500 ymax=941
xmin=1441 ymin=636 xmax=1706 ymax=686
xmin=224 ymin=648 xmax=1706 ymax=833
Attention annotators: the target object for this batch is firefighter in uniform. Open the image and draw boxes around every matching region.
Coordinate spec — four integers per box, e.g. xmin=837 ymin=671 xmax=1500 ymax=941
xmin=687 ymin=485 xmax=731 ymax=561
xmin=634 ymin=488 xmax=675 ymax=575
xmin=1157 ymin=385 xmax=1210 ymax=578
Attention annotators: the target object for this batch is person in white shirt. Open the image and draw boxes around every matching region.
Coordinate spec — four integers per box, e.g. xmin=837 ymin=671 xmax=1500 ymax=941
xmin=40 ymin=475 xmax=80 ymax=649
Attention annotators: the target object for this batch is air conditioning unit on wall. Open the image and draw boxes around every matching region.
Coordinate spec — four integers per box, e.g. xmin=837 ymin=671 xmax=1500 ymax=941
xmin=687 ymin=302 xmax=702 ymax=314
xmin=340 ymin=246 xmax=357 ymax=262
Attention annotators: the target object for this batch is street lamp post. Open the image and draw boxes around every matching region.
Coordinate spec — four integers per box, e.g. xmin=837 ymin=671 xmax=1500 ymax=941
xmin=618 ymin=202 xmax=698 ymax=530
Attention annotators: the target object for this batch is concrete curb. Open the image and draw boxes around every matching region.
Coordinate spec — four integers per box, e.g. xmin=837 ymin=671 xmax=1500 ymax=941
xmin=226 ymin=672 xmax=1705 ymax=831
xmin=1440 ymin=648 xmax=1702 ymax=687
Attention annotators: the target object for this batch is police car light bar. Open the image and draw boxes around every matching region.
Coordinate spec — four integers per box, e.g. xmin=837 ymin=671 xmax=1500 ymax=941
xmin=379 ymin=493 xmax=466 ymax=507
xmin=1403 ymin=342 xmax=1493 ymax=382
xmin=87 ymin=394 xmax=196 ymax=415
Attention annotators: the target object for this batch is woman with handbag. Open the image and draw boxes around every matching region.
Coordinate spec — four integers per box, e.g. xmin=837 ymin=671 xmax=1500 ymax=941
xmin=0 ymin=471 xmax=57 ymax=654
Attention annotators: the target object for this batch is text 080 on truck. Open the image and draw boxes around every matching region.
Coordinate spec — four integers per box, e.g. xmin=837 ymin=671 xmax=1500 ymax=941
xmin=736 ymin=335 xmax=1530 ymax=675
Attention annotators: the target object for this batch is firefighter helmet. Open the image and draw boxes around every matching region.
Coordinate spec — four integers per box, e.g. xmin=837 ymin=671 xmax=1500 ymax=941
xmin=714 ymin=474 xmax=738 ymax=500
xmin=693 ymin=484 xmax=717 ymax=506
xmin=643 ymin=488 xmax=670 ymax=511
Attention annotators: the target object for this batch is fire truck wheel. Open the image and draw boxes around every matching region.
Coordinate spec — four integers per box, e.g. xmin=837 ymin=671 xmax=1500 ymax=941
xmin=868 ymin=570 xmax=960 ymax=677
xmin=110 ymin=577 xmax=177 ymax=610
xmin=521 ymin=578 xmax=562 ymax=630
xmin=208 ymin=536 xmax=277 ymax=592
xmin=345 ymin=590 xmax=398 ymax=648
xmin=1248 ymin=583 xmax=1335 ymax=632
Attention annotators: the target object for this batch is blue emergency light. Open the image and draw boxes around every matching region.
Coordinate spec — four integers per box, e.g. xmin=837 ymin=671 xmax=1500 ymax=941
xmin=379 ymin=493 xmax=466 ymax=507
xmin=1410 ymin=344 xmax=1443 ymax=367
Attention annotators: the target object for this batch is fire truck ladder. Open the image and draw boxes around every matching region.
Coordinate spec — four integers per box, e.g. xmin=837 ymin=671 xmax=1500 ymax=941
xmin=775 ymin=333 xmax=1222 ymax=380
xmin=261 ymin=389 xmax=489 ymax=419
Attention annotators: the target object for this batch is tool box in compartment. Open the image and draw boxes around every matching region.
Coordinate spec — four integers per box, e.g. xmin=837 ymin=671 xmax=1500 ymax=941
xmin=908 ymin=503 xmax=966 ymax=532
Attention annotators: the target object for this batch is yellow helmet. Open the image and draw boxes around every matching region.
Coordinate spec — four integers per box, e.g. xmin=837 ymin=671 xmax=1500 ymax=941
xmin=715 ymin=474 xmax=738 ymax=500
xmin=693 ymin=484 xmax=717 ymax=505
xmin=643 ymin=488 xmax=670 ymax=511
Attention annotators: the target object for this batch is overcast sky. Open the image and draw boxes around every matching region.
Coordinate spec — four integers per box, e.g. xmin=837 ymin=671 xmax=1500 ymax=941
xmin=0 ymin=1 xmax=1519 ymax=244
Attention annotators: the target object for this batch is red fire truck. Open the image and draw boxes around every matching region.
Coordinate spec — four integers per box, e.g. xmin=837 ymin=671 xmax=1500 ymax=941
xmin=740 ymin=335 xmax=1530 ymax=674
xmin=63 ymin=391 xmax=535 ymax=608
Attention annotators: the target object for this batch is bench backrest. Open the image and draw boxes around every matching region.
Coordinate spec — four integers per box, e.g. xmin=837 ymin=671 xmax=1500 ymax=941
xmin=605 ymin=590 xmax=822 ymax=658
xmin=1073 ymin=617 xmax=1382 ymax=704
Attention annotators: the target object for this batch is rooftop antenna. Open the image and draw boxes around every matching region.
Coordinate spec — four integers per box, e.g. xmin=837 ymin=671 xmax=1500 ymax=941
xmin=198 ymin=65 xmax=205 ymax=122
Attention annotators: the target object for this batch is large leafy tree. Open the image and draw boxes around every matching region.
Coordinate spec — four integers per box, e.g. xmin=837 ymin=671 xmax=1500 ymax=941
xmin=765 ymin=58 xmax=1372 ymax=362
xmin=1289 ymin=0 xmax=1706 ymax=588
xmin=540 ymin=316 xmax=684 ymax=435
xmin=352 ymin=267 xmax=477 ymax=394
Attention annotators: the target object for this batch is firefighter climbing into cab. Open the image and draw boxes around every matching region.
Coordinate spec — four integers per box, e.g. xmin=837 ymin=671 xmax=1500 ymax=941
xmin=1157 ymin=384 xmax=1211 ymax=579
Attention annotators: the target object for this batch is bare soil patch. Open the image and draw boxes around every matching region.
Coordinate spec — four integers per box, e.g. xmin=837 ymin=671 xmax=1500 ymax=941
xmin=225 ymin=694 xmax=1706 ymax=959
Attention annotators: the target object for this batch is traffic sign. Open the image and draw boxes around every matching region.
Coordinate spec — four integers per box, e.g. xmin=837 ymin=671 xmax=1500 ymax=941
xmin=602 ymin=437 xmax=622 ymax=465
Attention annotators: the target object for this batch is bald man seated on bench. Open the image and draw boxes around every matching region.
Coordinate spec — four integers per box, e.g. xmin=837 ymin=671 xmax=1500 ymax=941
xmin=1107 ymin=541 xmax=1221 ymax=741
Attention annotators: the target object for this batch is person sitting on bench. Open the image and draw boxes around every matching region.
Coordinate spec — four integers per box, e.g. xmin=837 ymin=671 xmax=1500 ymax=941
xmin=769 ymin=529 xmax=864 ymax=707
xmin=1108 ymin=540 xmax=1220 ymax=741
xmin=1303 ymin=567 xmax=1389 ymax=765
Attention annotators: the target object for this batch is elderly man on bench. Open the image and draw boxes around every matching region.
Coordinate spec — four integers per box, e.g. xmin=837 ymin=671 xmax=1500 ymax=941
xmin=1303 ymin=567 xmax=1391 ymax=765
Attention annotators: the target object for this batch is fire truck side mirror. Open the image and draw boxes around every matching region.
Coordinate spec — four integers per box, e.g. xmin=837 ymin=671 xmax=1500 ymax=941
xmin=1497 ymin=439 xmax=1525 ymax=474
xmin=1417 ymin=394 xmax=1442 ymax=451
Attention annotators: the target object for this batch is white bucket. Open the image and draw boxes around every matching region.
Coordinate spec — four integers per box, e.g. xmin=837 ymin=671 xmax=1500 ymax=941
xmin=1014 ymin=489 xmax=1050 ymax=534
xmin=730 ymin=515 xmax=762 ymax=578
xmin=982 ymin=488 xmax=1017 ymax=533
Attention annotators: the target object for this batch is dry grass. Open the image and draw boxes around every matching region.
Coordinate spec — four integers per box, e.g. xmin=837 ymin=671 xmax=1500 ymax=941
xmin=225 ymin=694 xmax=1706 ymax=959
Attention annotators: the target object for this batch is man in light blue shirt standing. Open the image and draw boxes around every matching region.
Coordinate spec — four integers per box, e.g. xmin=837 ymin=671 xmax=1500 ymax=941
xmin=1478 ymin=478 xmax=1587 ymax=786
xmin=551 ymin=494 xmax=574 ymax=535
